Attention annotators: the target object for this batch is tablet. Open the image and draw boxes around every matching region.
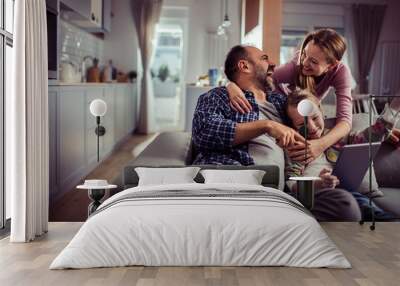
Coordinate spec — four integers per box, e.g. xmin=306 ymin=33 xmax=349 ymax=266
xmin=332 ymin=142 xmax=381 ymax=192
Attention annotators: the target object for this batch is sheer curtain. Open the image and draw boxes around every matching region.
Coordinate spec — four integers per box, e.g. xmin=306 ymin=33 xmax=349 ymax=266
xmin=131 ymin=0 xmax=163 ymax=134
xmin=8 ymin=0 xmax=49 ymax=242
xmin=352 ymin=4 xmax=387 ymax=93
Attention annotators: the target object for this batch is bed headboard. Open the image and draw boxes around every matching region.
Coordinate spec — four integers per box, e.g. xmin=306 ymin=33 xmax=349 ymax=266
xmin=122 ymin=165 xmax=280 ymax=190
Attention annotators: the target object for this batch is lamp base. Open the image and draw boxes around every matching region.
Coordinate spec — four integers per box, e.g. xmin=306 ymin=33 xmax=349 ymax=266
xmin=297 ymin=180 xmax=315 ymax=210
xmin=88 ymin=189 xmax=106 ymax=216
xmin=95 ymin=125 xmax=106 ymax=136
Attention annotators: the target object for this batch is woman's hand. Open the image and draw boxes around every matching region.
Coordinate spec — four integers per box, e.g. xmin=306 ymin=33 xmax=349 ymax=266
xmin=226 ymin=82 xmax=252 ymax=114
xmin=266 ymin=121 xmax=305 ymax=147
xmin=287 ymin=138 xmax=326 ymax=163
xmin=316 ymin=168 xmax=340 ymax=189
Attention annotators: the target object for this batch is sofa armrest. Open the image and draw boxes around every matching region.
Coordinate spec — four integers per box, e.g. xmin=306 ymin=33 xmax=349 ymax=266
xmin=374 ymin=142 xmax=400 ymax=188
xmin=345 ymin=114 xmax=400 ymax=188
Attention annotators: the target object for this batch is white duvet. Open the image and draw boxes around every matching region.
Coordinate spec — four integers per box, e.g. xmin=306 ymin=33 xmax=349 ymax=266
xmin=50 ymin=183 xmax=350 ymax=269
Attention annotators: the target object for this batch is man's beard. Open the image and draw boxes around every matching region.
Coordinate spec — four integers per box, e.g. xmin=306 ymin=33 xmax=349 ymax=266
xmin=254 ymin=65 xmax=275 ymax=92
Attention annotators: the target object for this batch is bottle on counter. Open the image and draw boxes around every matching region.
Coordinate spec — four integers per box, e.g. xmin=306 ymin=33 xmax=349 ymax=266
xmin=101 ymin=60 xmax=113 ymax=83
xmin=110 ymin=60 xmax=117 ymax=81
xmin=87 ymin=58 xmax=101 ymax=83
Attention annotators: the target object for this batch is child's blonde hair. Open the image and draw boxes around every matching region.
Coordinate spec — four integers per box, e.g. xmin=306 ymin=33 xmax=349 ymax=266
xmin=287 ymin=87 xmax=322 ymax=111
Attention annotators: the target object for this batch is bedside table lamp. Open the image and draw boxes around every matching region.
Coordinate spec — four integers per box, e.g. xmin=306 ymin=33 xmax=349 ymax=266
xmin=297 ymin=99 xmax=318 ymax=162
xmin=89 ymin=99 xmax=107 ymax=162
xmin=291 ymin=99 xmax=319 ymax=210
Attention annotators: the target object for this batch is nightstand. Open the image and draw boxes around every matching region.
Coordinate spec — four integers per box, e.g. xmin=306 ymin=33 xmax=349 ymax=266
xmin=289 ymin=176 xmax=321 ymax=210
xmin=77 ymin=180 xmax=117 ymax=216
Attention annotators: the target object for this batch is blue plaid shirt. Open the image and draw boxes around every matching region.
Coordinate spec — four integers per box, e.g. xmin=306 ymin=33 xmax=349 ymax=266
xmin=192 ymin=87 xmax=287 ymax=165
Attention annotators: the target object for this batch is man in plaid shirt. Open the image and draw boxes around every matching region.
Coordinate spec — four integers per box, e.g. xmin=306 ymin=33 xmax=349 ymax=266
xmin=192 ymin=45 xmax=304 ymax=165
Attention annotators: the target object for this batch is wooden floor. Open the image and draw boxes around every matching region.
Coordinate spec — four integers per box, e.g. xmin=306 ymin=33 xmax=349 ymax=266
xmin=1 ymin=222 xmax=399 ymax=286
xmin=49 ymin=133 xmax=158 ymax=222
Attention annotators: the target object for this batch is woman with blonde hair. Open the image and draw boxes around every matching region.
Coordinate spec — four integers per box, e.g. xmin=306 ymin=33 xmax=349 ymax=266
xmin=227 ymin=28 xmax=353 ymax=163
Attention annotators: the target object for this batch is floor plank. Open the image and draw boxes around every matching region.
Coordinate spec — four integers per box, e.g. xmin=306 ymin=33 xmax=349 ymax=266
xmin=1 ymin=222 xmax=399 ymax=286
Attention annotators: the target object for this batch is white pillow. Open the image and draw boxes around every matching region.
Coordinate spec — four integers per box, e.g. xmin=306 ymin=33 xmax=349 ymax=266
xmin=200 ymin=169 xmax=266 ymax=185
xmin=135 ymin=167 xmax=201 ymax=186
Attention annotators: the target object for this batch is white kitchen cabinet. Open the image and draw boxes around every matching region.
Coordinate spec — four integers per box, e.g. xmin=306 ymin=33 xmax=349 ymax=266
xmin=102 ymin=86 xmax=115 ymax=155
xmin=61 ymin=0 xmax=103 ymax=29
xmin=62 ymin=0 xmax=112 ymax=33
xmin=48 ymin=86 xmax=59 ymax=202
xmin=102 ymin=0 xmax=112 ymax=32
xmin=86 ymin=125 xmax=103 ymax=166
xmin=125 ymin=84 xmax=137 ymax=132
xmin=90 ymin=0 xmax=102 ymax=27
xmin=61 ymin=0 xmax=91 ymax=20
xmin=85 ymin=87 xmax=104 ymax=166
xmin=49 ymin=83 xmax=137 ymax=203
xmin=114 ymin=85 xmax=126 ymax=142
xmin=58 ymin=86 xmax=86 ymax=196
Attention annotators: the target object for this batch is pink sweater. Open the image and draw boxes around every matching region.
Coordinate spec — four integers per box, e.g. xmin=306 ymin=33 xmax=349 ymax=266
xmin=273 ymin=53 xmax=353 ymax=126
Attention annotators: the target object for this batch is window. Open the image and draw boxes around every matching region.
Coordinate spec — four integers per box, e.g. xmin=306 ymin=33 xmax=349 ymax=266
xmin=1 ymin=0 xmax=14 ymax=232
xmin=5 ymin=0 xmax=14 ymax=33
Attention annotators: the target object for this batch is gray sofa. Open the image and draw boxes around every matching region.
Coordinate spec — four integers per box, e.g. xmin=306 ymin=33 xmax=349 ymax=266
xmin=122 ymin=132 xmax=280 ymax=190
xmin=122 ymin=114 xmax=400 ymax=218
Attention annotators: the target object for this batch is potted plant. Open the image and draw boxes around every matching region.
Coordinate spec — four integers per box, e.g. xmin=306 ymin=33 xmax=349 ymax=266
xmin=158 ymin=64 xmax=170 ymax=82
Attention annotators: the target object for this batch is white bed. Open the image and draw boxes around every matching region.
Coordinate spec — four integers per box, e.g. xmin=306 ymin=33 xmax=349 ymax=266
xmin=50 ymin=183 xmax=350 ymax=269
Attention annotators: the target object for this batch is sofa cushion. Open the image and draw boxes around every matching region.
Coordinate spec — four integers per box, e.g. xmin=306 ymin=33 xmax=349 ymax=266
xmin=373 ymin=188 xmax=400 ymax=217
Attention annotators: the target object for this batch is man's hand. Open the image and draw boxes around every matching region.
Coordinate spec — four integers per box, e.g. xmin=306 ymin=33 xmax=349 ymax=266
xmin=316 ymin=168 xmax=340 ymax=189
xmin=266 ymin=121 xmax=305 ymax=147
xmin=287 ymin=138 xmax=326 ymax=163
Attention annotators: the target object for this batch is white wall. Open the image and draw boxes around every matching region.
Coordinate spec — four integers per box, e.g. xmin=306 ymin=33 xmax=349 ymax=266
xmin=103 ymin=0 xmax=138 ymax=74
xmin=283 ymin=2 xmax=345 ymax=31
xmin=164 ymin=0 xmax=241 ymax=83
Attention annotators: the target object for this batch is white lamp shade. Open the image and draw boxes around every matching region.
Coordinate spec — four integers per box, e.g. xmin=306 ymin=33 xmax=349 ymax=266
xmin=89 ymin=99 xmax=107 ymax=117
xmin=298 ymin=99 xmax=317 ymax=117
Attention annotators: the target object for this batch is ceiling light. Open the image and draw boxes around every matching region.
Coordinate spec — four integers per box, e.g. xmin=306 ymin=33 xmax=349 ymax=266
xmin=222 ymin=14 xmax=231 ymax=27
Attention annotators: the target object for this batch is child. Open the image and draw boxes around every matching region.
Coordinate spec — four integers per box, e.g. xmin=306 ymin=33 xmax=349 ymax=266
xmin=285 ymin=88 xmax=398 ymax=220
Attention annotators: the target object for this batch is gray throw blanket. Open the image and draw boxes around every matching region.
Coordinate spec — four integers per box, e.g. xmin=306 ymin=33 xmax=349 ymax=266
xmin=90 ymin=189 xmax=310 ymax=218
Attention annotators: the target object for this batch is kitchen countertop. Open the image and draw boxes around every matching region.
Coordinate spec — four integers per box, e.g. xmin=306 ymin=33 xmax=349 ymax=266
xmin=49 ymin=81 xmax=134 ymax=86
xmin=186 ymin=84 xmax=215 ymax=89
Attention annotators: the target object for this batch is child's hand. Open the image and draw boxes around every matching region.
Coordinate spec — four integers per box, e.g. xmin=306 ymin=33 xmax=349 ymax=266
xmin=386 ymin=128 xmax=400 ymax=146
xmin=318 ymin=168 xmax=340 ymax=189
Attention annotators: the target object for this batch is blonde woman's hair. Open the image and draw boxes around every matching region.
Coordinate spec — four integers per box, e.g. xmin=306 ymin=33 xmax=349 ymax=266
xmin=297 ymin=28 xmax=347 ymax=93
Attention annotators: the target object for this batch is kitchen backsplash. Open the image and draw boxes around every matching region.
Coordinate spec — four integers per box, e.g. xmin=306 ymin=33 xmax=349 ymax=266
xmin=59 ymin=19 xmax=104 ymax=69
